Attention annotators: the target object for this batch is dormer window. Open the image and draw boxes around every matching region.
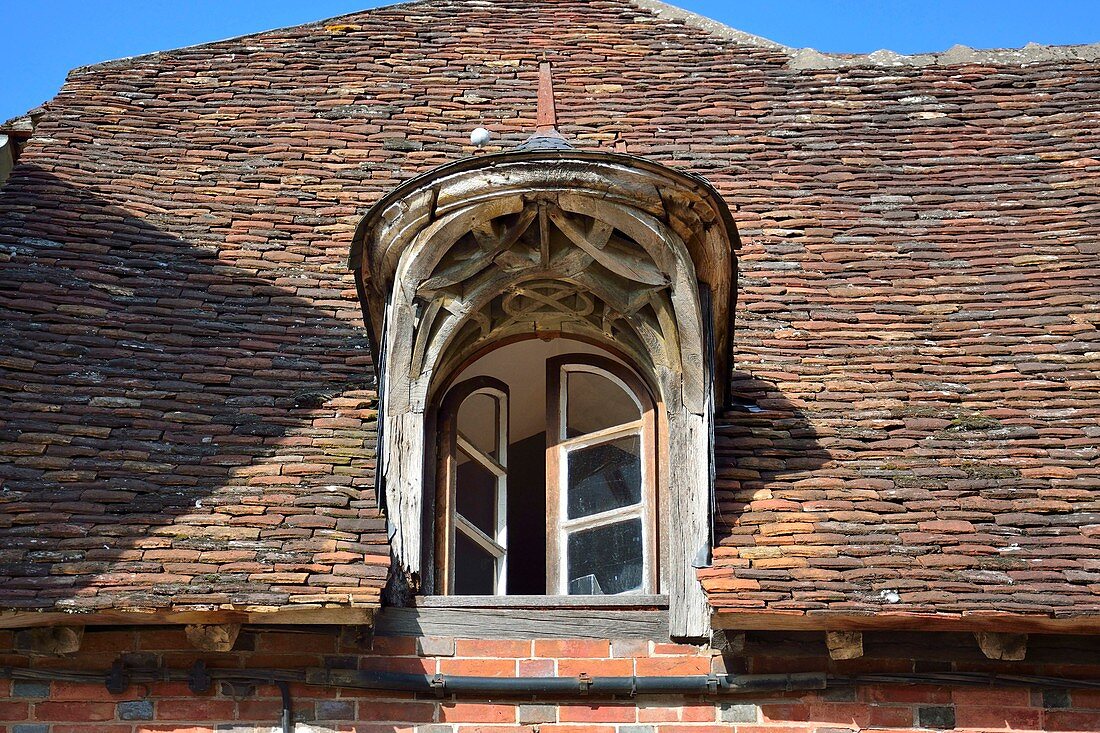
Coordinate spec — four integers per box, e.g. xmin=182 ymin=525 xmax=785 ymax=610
xmin=349 ymin=63 xmax=739 ymax=638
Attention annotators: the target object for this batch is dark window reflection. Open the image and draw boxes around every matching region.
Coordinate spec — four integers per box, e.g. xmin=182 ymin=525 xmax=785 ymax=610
xmin=567 ymin=436 xmax=641 ymax=519
xmin=454 ymin=531 xmax=496 ymax=595
xmin=566 ymin=519 xmax=643 ymax=595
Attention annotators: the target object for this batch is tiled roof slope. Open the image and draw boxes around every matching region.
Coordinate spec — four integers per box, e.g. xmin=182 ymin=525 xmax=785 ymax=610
xmin=1 ymin=0 xmax=1098 ymax=627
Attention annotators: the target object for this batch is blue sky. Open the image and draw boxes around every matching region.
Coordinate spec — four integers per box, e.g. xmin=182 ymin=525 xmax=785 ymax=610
xmin=3 ymin=0 xmax=1098 ymax=123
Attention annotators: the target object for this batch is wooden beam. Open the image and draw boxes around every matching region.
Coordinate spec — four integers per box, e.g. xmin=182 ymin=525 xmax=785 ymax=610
xmin=712 ymin=611 xmax=1100 ymax=636
xmin=13 ymin=625 xmax=84 ymax=656
xmin=185 ymin=623 xmax=242 ymax=652
xmin=826 ymin=631 xmax=864 ymax=660
xmin=975 ymin=632 xmax=1028 ymax=661
xmin=375 ymin=607 xmax=669 ymax=640
xmin=0 ymin=606 xmax=374 ymax=630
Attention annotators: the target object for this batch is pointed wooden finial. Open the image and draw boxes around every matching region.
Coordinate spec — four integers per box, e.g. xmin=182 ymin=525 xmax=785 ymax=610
xmin=536 ymin=61 xmax=559 ymax=135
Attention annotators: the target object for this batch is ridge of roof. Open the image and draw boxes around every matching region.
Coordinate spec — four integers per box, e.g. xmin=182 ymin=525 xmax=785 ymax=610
xmin=62 ymin=0 xmax=1100 ymax=77
xmin=68 ymin=0 xmax=429 ymax=75
xmin=629 ymin=0 xmax=1100 ymax=68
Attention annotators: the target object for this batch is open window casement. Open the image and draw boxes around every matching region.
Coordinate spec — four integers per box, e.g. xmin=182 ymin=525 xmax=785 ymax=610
xmin=436 ymin=377 xmax=510 ymax=595
xmin=546 ymin=355 xmax=658 ymax=597
xmin=350 ymin=147 xmax=739 ymax=638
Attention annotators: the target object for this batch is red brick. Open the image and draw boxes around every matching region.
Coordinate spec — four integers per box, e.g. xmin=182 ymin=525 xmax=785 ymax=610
xmin=455 ymin=639 xmax=533 ymax=657
xmin=680 ymin=703 xmax=719 ymax=722
xmin=807 ymin=702 xmax=873 ymax=727
xmin=534 ymin=640 xmax=610 ymax=659
xmin=1042 ymin=710 xmax=1100 ymax=731
xmin=256 ymin=631 xmax=336 ymax=653
xmin=635 ymin=656 xmax=711 ymax=676
xmin=557 ymin=658 xmax=633 ymax=677
xmin=238 ymin=698 xmax=294 ymax=720
xmin=864 ymin=684 xmax=952 ymax=704
xmin=639 ymin=703 xmax=717 ymax=723
xmin=358 ymin=702 xmax=436 ymax=723
xmin=0 ymin=701 xmax=29 ymax=720
xmin=761 ymin=703 xmax=811 ymax=723
xmin=558 ymin=705 xmax=636 ymax=723
xmin=1073 ymin=690 xmax=1100 ymax=709
xmin=439 ymin=658 xmax=517 ymax=677
xmin=440 ymin=703 xmax=516 ymax=723
xmin=868 ymin=705 xmax=913 ymax=728
xmin=952 ymin=687 xmax=1032 ymax=708
xmin=49 ymin=681 xmax=129 ymax=702
xmin=156 ymin=699 xmax=236 ymax=720
xmin=138 ymin=629 xmax=191 ymax=650
xmin=519 ymin=658 xmax=556 ymax=677
xmin=32 ymin=701 xmax=114 ymax=722
xmin=955 ymin=706 xmax=1042 ymax=730
xmin=362 ymin=636 xmax=418 ymax=656
xmin=80 ymin=631 xmax=137 ymax=653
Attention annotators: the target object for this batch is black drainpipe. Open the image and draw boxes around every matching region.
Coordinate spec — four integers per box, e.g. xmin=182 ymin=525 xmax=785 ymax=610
xmin=308 ymin=670 xmax=826 ymax=696
xmin=276 ymin=680 xmax=293 ymax=733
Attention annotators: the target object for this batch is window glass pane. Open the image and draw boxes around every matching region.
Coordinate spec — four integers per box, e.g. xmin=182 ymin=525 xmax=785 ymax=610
xmin=458 ymin=392 xmax=499 ymax=458
xmin=454 ymin=531 xmax=496 ymax=595
xmin=566 ymin=369 xmax=639 ymax=438
xmin=566 ymin=435 xmax=641 ymax=519
xmin=566 ymin=519 xmax=643 ymax=595
xmin=456 ymin=452 xmax=497 ymax=537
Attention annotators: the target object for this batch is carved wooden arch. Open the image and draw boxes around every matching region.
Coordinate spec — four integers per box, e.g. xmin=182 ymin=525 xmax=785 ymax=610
xmin=350 ymin=150 xmax=740 ymax=638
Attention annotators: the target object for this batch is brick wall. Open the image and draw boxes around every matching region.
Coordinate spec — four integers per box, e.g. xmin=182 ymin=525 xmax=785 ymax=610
xmin=3 ymin=629 xmax=1100 ymax=732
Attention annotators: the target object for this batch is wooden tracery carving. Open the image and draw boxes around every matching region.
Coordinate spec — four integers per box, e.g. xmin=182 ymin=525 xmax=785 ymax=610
xmin=350 ymin=150 xmax=739 ymax=638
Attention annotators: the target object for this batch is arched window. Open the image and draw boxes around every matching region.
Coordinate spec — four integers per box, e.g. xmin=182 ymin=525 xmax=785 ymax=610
xmin=434 ymin=342 xmax=659 ymax=598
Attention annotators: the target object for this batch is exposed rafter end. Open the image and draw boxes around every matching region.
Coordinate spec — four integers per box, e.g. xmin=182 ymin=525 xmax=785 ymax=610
xmin=13 ymin=625 xmax=85 ymax=656
xmin=185 ymin=623 xmax=242 ymax=652
xmin=974 ymin=631 xmax=1027 ymax=661
xmin=826 ymin=631 xmax=864 ymax=660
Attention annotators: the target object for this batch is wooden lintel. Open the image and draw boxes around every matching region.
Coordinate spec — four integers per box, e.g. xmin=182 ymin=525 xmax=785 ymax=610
xmin=712 ymin=611 xmax=1100 ymax=636
xmin=376 ymin=606 xmax=669 ymax=640
xmin=975 ymin=631 xmax=1028 ymax=661
xmin=0 ymin=606 xmax=374 ymax=630
xmin=185 ymin=623 xmax=242 ymax=652
xmin=13 ymin=625 xmax=84 ymax=656
xmin=826 ymin=631 xmax=864 ymax=660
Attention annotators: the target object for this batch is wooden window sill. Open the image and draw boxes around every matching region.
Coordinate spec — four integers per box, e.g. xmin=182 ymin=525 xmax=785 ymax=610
xmin=414 ymin=594 xmax=669 ymax=609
